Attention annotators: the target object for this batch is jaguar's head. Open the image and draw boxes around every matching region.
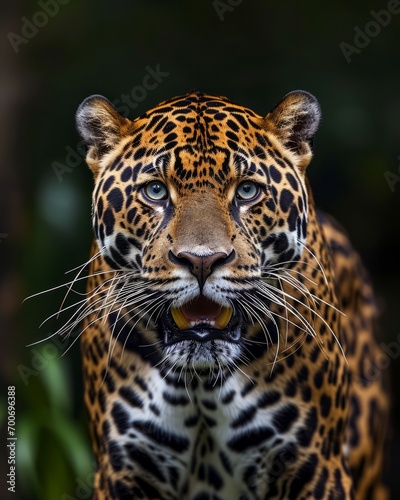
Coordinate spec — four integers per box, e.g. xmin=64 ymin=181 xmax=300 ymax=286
xmin=76 ymin=91 xmax=321 ymax=369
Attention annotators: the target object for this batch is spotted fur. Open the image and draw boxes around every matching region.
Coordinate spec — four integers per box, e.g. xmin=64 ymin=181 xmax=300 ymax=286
xmin=72 ymin=91 xmax=390 ymax=499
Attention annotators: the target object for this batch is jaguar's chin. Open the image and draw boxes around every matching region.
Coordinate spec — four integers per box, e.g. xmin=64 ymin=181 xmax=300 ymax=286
xmin=159 ymin=295 xmax=244 ymax=368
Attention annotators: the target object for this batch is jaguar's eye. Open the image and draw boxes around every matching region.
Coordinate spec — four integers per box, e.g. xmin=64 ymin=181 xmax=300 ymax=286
xmin=236 ymin=181 xmax=259 ymax=201
xmin=144 ymin=181 xmax=168 ymax=201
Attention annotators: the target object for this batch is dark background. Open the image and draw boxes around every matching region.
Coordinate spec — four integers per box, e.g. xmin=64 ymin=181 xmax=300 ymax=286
xmin=1 ymin=1 xmax=399 ymax=498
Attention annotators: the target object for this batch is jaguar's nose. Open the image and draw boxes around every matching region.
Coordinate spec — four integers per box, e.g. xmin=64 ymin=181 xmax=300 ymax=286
xmin=168 ymin=250 xmax=235 ymax=290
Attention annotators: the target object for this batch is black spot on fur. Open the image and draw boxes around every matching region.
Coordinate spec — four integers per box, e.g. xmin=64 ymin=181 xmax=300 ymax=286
xmin=230 ymin=406 xmax=257 ymax=429
xmin=110 ymin=245 xmax=129 ymax=268
xmin=320 ymin=394 xmax=332 ymax=418
xmin=227 ymin=426 xmax=274 ymax=452
xmin=132 ymin=420 xmax=189 ymax=452
xmin=280 ymin=188 xmax=294 ymax=212
xmin=270 ymin=165 xmax=282 ymax=183
xmin=103 ymin=208 xmax=115 ymax=236
xmin=272 ymin=404 xmax=299 ymax=433
xmin=119 ymin=386 xmax=144 ymax=409
xmin=288 ymin=453 xmax=317 ymax=497
xmin=111 ymin=402 xmax=130 ymax=434
xmin=133 ymin=147 xmax=147 ymax=160
xmin=258 ymin=391 xmax=281 ymax=408
xmin=274 ymin=232 xmax=289 ymax=253
xmin=103 ymin=175 xmax=115 ymax=193
xmin=125 ymin=443 xmax=165 ymax=482
xmin=121 ymin=166 xmax=133 ymax=182
xmin=296 ymin=406 xmax=318 ymax=447
xmin=314 ymin=466 xmax=329 ymax=499
xmin=112 ymin=480 xmax=133 ymax=499
xmin=108 ymin=441 xmax=124 ymax=472
xmin=286 ymin=172 xmax=299 ymax=190
xmin=115 ymin=233 xmax=130 ymax=256
xmin=135 ymin=476 xmax=161 ymax=499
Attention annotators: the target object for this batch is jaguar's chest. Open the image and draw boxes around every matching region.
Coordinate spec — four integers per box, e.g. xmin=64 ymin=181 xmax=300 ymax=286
xmin=105 ymin=367 xmax=304 ymax=499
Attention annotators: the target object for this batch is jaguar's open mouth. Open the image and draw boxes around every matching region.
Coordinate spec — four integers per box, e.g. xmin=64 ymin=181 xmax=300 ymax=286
xmin=171 ymin=295 xmax=233 ymax=330
xmin=162 ymin=295 xmax=242 ymax=345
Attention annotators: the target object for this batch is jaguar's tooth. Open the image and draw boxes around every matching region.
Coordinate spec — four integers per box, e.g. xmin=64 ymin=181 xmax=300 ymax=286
xmin=215 ymin=307 xmax=233 ymax=329
xmin=171 ymin=307 xmax=191 ymax=330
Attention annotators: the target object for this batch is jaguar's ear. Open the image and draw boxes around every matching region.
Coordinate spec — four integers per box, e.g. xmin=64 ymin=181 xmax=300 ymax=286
xmin=76 ymin=95 xmax=131 ymax=176
xmin=265 ymin=91 xmax=321 ymax=170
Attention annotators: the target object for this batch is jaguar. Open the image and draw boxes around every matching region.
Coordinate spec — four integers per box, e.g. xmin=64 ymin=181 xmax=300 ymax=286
xmin=64 ymin=90 xmax=389 ymax=498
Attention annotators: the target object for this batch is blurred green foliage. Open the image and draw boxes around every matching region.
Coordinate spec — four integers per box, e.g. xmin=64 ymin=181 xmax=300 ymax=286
xmin=1 ymin=0 xmax=399 ymax=498
xmin=17 ymin=355 xmax=92 ymax=499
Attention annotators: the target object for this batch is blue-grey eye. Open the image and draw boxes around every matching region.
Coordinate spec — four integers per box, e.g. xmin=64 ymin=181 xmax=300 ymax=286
xmin=236 ymin=181 xmax=259 ymax=201
xmin=144 ymin=181 xmax=168 ymax=201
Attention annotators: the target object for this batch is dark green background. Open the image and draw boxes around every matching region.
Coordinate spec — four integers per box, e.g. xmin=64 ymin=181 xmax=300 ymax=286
xmin=1 ymin=0 xmax=399 ymax=498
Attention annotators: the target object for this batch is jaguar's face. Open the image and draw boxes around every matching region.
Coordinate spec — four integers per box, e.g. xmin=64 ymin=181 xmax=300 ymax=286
xmin=77 ymin=91 xmax=320 ymax=368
